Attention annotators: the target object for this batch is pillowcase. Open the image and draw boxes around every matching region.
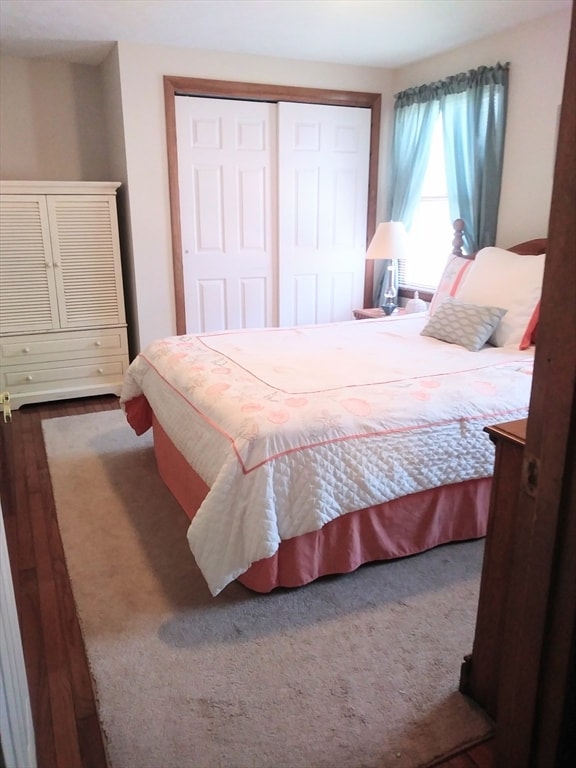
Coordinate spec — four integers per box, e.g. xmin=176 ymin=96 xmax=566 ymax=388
xmin=429 ymin=255 xmax=474 ymax=315
xmin=421 ymin=297 xmax=507 ymax=352
xmin=455 ymin=246 xmax=545 ymax=348
xmin=522 ymin=301 xmax=540 ymax=349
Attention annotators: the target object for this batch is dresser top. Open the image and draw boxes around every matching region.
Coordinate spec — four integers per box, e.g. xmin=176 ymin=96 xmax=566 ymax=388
xmin=1 ymin=181 xmax=121 ymax=195
xmin=484 ymin=418 xmax=527 ymax=446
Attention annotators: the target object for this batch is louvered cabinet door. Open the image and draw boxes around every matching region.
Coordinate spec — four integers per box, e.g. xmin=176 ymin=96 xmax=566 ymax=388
xmin=0 ymin=195 xmax=60 ymax=333
xmin=46 ymin=195 xmax=126 ymax=328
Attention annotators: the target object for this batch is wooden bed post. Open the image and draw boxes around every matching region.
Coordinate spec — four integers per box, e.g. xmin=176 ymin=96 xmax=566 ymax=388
xmin=451 ymin=218 xmax=465 ymax=257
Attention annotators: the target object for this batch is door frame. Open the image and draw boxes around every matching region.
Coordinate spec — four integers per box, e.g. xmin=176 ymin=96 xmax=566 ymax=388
xmin=493 ymin=5 xmax=576 ymax=762
xmin=163 ymin=76 xmax=381 ymax=334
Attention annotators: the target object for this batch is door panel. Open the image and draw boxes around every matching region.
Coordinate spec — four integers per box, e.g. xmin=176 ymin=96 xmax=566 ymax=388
xmin=0 ymin=195 xmax=60 ymax=333
xmin=277 ymin=102 xmax=370 ymax=326
xmin=176 ymin=97 xmax=276 ymax=333
xmin=48 ymin=195 xmax=125 ymax=328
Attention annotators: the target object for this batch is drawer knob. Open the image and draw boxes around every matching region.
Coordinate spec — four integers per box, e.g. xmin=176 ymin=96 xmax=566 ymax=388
xmin=23 ymin=347 xmax=30 ymax=353
xmin=95 ymin=340 xmax=102 ymax=347
xmin=97 ymin=368 xmax=103 ymax=374
xmin=25 ymin=375 xmax=33 ymax=382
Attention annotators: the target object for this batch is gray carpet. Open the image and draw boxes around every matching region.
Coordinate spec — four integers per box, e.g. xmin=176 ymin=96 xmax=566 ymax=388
xmin=42 ymin=409 xmax=493 ymax=768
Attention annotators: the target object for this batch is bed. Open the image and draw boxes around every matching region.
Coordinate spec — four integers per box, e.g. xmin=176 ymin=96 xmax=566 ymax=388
xmin=120 ymin=223 xmax=546 ymax=596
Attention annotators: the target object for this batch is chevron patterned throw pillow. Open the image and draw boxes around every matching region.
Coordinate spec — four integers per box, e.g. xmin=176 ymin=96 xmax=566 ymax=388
xmin=421 ymin=297 xmax=507 ymax=352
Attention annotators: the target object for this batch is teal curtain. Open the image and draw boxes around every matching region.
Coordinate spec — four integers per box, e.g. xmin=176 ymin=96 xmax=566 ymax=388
xmin=441 ymin=63 xmax=509 ymax=253
xmin=376 ymin=62 xmax=509 ymax=304
xmin=375 ymin=94 xmax=439 ymax=304
xmin=386 ymin=93 xmax=440 ymax=225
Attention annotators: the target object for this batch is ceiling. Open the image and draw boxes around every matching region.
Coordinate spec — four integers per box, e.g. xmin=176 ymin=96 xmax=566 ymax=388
xmin=0 ymin=0 xmax=572 ymax=68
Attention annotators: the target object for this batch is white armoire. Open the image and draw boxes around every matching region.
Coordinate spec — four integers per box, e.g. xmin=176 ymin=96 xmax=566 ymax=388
xmin=0 ymin=181 xmax=129 ymax=411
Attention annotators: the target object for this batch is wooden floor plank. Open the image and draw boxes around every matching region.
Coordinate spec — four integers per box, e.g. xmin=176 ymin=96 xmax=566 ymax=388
xmin=466 ymin=739 xmax=495 ymax=767
xmin=433 ymin=755 xmax=476 ymax=767
xmin=29 ymin=487 xmax=83 ymax=768
xmin=6 ymin=412 xmax=37 ymax=575
xmin=77 ymin=712 xmax=109 ymax=768
xmin=18 ymin=567 xmax=57 ymax=768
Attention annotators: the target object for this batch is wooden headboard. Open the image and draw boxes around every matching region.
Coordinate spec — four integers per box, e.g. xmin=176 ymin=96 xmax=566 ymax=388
xmin=507 ymin=238 xmax=547 ymax=256
xmin=451 ymin=218 xmax=547 ymax=258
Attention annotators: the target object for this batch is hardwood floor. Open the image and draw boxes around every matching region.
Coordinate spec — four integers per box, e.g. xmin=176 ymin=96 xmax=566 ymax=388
xmin=0 ymin=395 xmax=494 ymax=768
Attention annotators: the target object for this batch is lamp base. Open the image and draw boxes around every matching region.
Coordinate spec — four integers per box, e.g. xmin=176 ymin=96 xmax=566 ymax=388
xmin=381 ymin=303 xmax=396 ymax=316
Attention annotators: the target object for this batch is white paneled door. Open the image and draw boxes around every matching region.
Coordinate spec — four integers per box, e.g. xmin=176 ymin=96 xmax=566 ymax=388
xmin=277 ymin=102 xmax=370 ymax=326
xmin=175 ymin=96 xmax=370 ymax=333
xmin=0 ymin=506 xmax=37 ymax=768
xmin=176 ymin=97 xmax=276 ymax=333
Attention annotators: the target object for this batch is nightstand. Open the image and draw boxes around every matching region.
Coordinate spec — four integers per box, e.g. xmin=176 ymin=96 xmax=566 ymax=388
xmin=353 ymin=308 xmax=405 ymax=320
xmin=459 ymin=418 xmax=527 ymax=720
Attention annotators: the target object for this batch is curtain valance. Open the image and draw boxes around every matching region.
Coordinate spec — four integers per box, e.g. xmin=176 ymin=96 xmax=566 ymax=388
xmin=394 ymin=62 xmax=510 ymax=108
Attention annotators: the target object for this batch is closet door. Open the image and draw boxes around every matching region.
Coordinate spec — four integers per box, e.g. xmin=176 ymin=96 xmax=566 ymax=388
xmin=277 ymin=102 xmax=370 ymax=326
xmin=176 ymin=96 xmax=276 ymax=333
xmin=176 ymin=97 xmax=371 ymax=333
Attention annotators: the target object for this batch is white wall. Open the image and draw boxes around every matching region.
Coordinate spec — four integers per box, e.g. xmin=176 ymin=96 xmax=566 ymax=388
xmin=392 ymin=9 xmax=571 ymax=248
xmin=100 ymin=46 xmax=140 ymax=356
xmin=0 ymin=56 xmax=110 ymax=181
xmin=112 ymin=43 xmax=392 ymax=351
xmin=0 ymin=8 xmax=570 ymax=352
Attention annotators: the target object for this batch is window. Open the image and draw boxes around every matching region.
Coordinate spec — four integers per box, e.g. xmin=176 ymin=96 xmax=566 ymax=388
xmin=381 ymin=63 xmax=508 ymax=309
xmin=398 ymin=118 xmax=453 ymax=293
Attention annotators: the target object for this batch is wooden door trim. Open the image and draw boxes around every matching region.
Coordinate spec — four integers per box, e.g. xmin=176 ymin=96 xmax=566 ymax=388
xmin=163 ymin=76 xmax=381 ymax=333
xmin=494 ymin=3 xmax=576 ymax=764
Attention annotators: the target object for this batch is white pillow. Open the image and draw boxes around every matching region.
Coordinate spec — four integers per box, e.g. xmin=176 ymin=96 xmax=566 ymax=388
xmin=429 ymin=255 xmax=474 ymax=315
xmin=455 ymin=246 xmax=545 ymax=348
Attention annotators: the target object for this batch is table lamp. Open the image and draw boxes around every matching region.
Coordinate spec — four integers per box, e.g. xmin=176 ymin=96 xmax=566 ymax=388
xmin=365 ymin=222 xmax=409 ymax=315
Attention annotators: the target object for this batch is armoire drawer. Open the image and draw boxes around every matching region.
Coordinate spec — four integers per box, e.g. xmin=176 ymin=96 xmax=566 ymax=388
xmin=2 ymin=356 xmax=128 ymax=391
xmin=0 ymin=328 xmax=128 ymax=365
xmin=1 ymin=356 xmax=130 ymax=410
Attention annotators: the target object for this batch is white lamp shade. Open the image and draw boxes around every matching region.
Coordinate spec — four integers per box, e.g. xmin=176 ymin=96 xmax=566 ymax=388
xmin=365 ymin=221 xmax=409 ymax=261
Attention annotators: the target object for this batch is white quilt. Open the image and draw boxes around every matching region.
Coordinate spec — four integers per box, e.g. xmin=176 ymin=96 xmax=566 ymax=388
xmin=120 ymin=314 xmax=534 ymax=595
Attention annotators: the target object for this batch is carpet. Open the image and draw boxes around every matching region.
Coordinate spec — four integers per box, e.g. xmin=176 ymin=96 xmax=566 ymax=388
xmin=42 ymin=409 xmax=493 ymax=768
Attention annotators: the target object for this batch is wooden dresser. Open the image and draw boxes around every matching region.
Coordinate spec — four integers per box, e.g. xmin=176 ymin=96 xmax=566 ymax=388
xmin=0 ymin=181 xmax=129 ymax=410
xmin=460 ymin=418 xmax=527 ymax=720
